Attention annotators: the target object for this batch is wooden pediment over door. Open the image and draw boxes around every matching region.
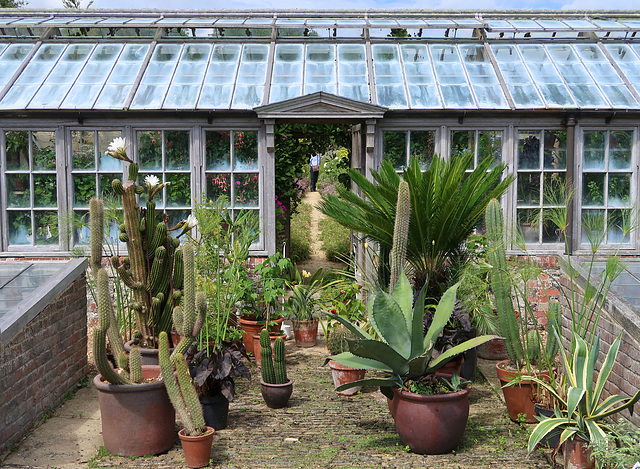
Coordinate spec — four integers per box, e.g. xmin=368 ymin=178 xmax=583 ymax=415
xmin=254 ymin=92 xmax=387 ymax=119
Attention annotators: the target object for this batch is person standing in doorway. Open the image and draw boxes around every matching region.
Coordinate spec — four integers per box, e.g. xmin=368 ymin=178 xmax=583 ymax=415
xmin=309 ymin=150 xmax=321 ymax=192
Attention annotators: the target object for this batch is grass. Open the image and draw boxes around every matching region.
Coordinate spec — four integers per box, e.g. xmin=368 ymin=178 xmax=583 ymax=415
xmin=319 ymin=215 xmax=350 ymax=262
xmin=291 ymin=202 xmax=312 ymax=263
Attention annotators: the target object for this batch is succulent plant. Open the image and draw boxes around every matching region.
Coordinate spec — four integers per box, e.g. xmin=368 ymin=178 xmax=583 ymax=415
xmin=260 ymin=328 xmax=288 ymax=385
xmin=327 ymin=325 xmax=356 ymax=356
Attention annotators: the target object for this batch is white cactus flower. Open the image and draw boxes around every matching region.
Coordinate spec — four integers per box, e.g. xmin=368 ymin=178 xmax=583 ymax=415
xmin=144 ymin=174 xmax=161 ymax=187
xmin=105 ymin=137 xmax=131 ymax=162
xmin=185 ymin=214 xmax=199 ymax=229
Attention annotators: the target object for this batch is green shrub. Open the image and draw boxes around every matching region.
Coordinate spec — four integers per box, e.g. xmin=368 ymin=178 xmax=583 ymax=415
xmin=291 ymin=202 xmax=312 ymax=263
xmin=319 ymin=216 xmax=350 ymax=262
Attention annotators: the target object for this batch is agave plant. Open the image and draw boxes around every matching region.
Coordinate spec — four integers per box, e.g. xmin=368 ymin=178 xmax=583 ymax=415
xmin=324 ymin=270 xmax=498 ymax=399
xmin=318 ymin=153 xmax=513 ymax=295
xmin=526 ymin=332 xmax=640 ymax=451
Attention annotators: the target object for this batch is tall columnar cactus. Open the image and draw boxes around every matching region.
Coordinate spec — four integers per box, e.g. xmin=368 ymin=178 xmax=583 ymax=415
xmin=260 ymin=329 xmax=276 ymax=384
xmin=90 ymin=138 xmax=198 ymax=350
xmin=158 ymin=331 xmax=206 ymax=436
xmin=485 ymin=198 xmax=525 ymax=365
xmin=273 ymin=337 xmax=288 ymax=384
xmin=389 ymin=180 xmax=411 ymax=293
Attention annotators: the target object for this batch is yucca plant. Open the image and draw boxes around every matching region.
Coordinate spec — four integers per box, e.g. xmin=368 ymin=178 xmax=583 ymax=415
xmin=526 ymin=331 xmax=640 ymax=452
xmin=318 ymin=153 xmax=513 ymax=296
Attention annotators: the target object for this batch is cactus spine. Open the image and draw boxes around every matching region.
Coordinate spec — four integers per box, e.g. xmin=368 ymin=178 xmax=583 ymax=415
xmin=260 ymin=329 xmax=276 ymax=384
xmin=485 ymin=199 xmax=524 ymax=366
xmin=389 ymin=180 xmax=411 ymax=293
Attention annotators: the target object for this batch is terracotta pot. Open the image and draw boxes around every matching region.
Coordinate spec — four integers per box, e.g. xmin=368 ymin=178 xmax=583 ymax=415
xmin=328 ymin=359 xmax=366 ymax=396
xmin=93 ymin=365 xmax=175 ymax=457
xmin=496 ymin=360 xmax=548 ymax=423
xmin=564 ymin=436 xmax=595 ymax=469
xmin=252 ymin=332 xmax=287 ymax=367
xmin=124 ymin=340 xmax=173 ymax=367
xmin=477 ymin=338 xmax=510 ymax=360
xmin=239 ymin=316 xmax=284 ymax=356
xmin=178 ymin=426 xmax=215 ymax=469
xmin=292 ymin=319 xmax=319 ymax=347
xmin=260 ymin=378 xmax=293 ymax=409
xmin=201 ymin=394 xmax=229 ymax=430
xmin=392 ymin=380 xmax=470 ymax=454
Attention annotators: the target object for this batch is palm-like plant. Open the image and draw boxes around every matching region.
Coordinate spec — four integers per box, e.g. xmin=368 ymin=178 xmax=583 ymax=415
xmin=318 ymin=154 xmax=514 ymax=295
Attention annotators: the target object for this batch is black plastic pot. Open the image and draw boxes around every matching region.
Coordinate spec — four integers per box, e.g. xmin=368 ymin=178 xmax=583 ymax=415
xmin=534 ymin=404 xmax=561 ymax=449
xmin=201 ymin=394 xmax=230 ymax=430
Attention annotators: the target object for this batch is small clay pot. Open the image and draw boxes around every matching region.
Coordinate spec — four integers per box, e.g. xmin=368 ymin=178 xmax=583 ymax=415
xmin=328 ymin=359 xmax=366 ymax=396
xmin=260 ymin=378 xmax=293 ymax=409
xmin=178 ymin=426 xmax=215 ymax=468
xmin=292 ymin=319 xmax=319 ymax=347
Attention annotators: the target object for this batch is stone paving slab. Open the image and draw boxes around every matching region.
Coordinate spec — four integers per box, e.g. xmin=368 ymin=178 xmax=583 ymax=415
xmin=0 ymin=338 xmax=554 ymax=469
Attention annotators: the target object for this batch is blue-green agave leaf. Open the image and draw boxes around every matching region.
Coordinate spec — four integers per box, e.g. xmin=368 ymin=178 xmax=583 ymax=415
xmin=347 ymin=338 xmax=409 ymax=376
xmin=336 ymin=376 xmax=401 ymax=392
xmin=324 ymin=310 xmax=373 ymax=340
xmin=391 ymin=270 xmax=413 ymax=334
xmin=325 ymin=352 xmax=393 ymax=373
xmin=370 ymin=289 xmax=411 ymax=359
xmin=426 ymin=335 xmax=499 ymax=373
xmin=424 ymin=283 xmax=459 ymax=350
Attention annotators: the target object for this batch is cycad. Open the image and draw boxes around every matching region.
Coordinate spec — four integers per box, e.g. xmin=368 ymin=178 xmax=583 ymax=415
xmin=319 ymin=153 xmax=514 ymax=295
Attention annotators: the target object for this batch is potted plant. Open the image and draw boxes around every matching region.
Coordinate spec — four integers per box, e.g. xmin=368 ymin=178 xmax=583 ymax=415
xmin=485 ymin=198 xmax=561 ymax=423
xmin=259 ymin=329 xmax=293 ymax=409
xmin=92 ymin=241 xmax=206 ymax=457
xmin=285 ymin=268 xmax=338 ymax=347
xmin=238 ymin=252 xmax=293 ymax=355
xmin=326 ymin=324 xmax=366 ymax=396
xmin=526 ymin=333 xmax=640 ymax=469
xmin=159 ymin=332 xmax=214 ymax=469
xmin=191 ymin=198 xmax=255 ymax=430
xmin=325 ymin=270 xmax=497 ymax=454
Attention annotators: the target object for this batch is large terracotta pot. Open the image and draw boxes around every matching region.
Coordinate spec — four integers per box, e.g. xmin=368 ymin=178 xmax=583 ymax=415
xmin=239 ymin=316 xmax=284 ymax=356
xmin=328 ymin=359 xmax=366 ymax=396
xmin=392 ymin=382 xmax=470 ymax=454
xmin=496 ymin=360 xmax=548 ymax=423
xmin=260 ymin=378 xmax=293 ymax=409
xmin=477 ymin=338 xmax=510 ymax=360
xmin=252 ymin=332 xmax=287 ymax=367
xmin=292 ymin=318 xmax=319 ymax=347
xmin=93 ymin=365 xmax=175 ymax=457
xmin=564 ymin=436 xmax=595 ymax=469
xmin=178 ymin=426 xmax=215 ymax=469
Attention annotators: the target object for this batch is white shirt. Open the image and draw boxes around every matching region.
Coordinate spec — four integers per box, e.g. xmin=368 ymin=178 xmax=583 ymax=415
xmin=309 ymin=154 xmax=320 ymax=168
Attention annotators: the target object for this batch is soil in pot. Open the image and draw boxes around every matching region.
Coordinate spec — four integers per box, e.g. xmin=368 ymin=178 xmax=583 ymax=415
xmin=292 ymin=318 xmax=319 ymax=347
xmin=239 ymin=316 xmax=283 ymax=356
xmin=201 ymin=394 xmax=230 ymax=431
xmin=328 ymin=359 xmax=366 ymax=396
xmin=496 ymin=359 xmax=549 ymax=423
xmin=178 ymin=426 xmax=215 ymax=469
xmin=93 ymin=365 xmax=175 ymax=457
xmin=260 ymin=378 xmax=293 ymax=409
xmin=392 ymin=376 xmax=470 ymax=455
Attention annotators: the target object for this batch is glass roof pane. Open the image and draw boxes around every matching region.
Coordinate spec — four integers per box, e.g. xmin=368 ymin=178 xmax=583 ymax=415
xmin=232 ymin=44 xmax=269 ymax=109
xmin=519 ymin=44 xmax=575 ymax=107
xmin=424 ymin=20 xmax=456 ymax=26
xmin=306 ymin=19 xmax=335 ymax=27
xmin=304 ymin=44 xmax=336 ymax=95
xmin=372 ymin=44 xmax=406 ymax=108
xmin=10 ymin=18 xmax=48 ymax=25
xmin=244 ymin=19 xmax=273 ymax=25
xmin=337 ymin=44 xmax=369 ymax=103
xmin=509 ymin=20 xmax=543 ymax=30
xmin=276 ymin=19 xmax=305 ymax=25
xmin=459 ymin=45 xmax=508 ymax=108
xmin=62 ymin=44 xmax=123 ymax=109
xmin=605 ymin=44 xmax=640 ymax=100
xmin=95 ymin=43 xmax=149 ymax=109
xmin=564 ymin=20 xmax=597 ymax=30
xmin=157 ymin=18 xmax=190 ymax=24
xmin=270 ymin=44 xmax=303 ymax=103
xmin=336 ymin=20 xmax=366 ymax=26
xmin=68 ymin=18 xmax=105 ymax=24
xmin=199 ymin=44 xmax=241 ymax=109
xmin=621 ymin=21 xmax=640 ymax=29
xmin=0 ymin=44 xmax=34 ymax=88
xmin=400 ymin=44 xmax=440 ymax=108
xmin=592 ymin=20 xmax=626 ymax=30
xmin=430 ymin=44 xmax=476 ymax=108
xmin=536 ymin=20 xmax=571 ymax=30
xmin=368 ymin=20 xmax=398 ymax=26
xmin=546 ymin=44 xmax=609 ymax=108
xmin=0 ymin=44 xmax=65 ymax=110
xmin=164 ymin=44 xmax=211 ymax=109
xmin=486 ymin=20 xmax=514 ymax=31
xmin=131 ymin=44 xmax=182 ymax=109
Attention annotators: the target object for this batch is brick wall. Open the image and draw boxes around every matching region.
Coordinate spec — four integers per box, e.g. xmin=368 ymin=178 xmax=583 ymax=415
xmin=558 ymin=266 xmax=640 ymax=428
xmin=0 ymin=275 xmax=88 ymax=453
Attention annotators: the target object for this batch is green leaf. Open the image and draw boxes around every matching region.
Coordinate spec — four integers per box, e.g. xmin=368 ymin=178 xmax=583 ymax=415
xmin=566 ymin=386 xmax=586 ymax=419
xmin=391 ymin=270 xmax=413 ymax=337
xmin=411 ymin=283 xmax=427 ymax=358
xmin=572 ymin=335 xmax=589 ymax=391
xmin=336 ymin=376 xmax=401 ymax=392
xmin=426 ymin=334 xmax=500 ymax=374
xmin=592 ymin=333 xmax=620 ymax=408
xmin=324 ymin=310 xmax=372 ymax=340
xmin=370 ymin=288 xmax=411 ymax=359
xmin=528 ymin=417 xmax=567 ymax=453
xmin=424 ymin=283 xmax=458 ymax=350
xmin=347 ymin=339 xmax=409 ymax=377
xmin=325 ymin=352 xmax=393 ymax=373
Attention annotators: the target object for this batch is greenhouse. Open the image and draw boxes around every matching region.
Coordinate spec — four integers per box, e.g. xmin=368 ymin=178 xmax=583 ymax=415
xmin=2 ymin=9 xmax=640 ymax=256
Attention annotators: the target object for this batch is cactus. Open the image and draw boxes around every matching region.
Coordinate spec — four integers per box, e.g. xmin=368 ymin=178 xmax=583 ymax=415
xmin=273 ymin=337 xmax=288 ymax=384
xmin=327 ymin=325 xmax=355 ymax=355
xmin=158 ymin=332 xmax=206 ymax=436
xmin=389 ymin=180 xmax=411 ymax=293
xmin=485 ymin=199 xmax=525 ymax=366
xmin=260 ymin=329 xmax=277 ymax=384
